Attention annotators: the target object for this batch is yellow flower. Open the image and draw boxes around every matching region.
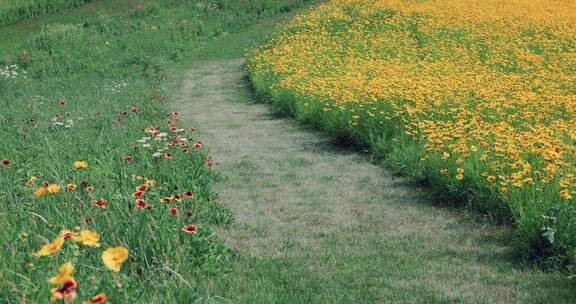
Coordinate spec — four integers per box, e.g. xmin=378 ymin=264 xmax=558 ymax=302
xmin=49 ymin=262 xmax=74 ymax=285
xmin=66 ymin=183 xmax=77 ymax=191
xmin=456 ymin=168 xmax=464 ymax=174
xmin=440 ymin=168 xmax=448 ymax=175
xmin=559 ymin=189 xmax=573 ymax=200
xmin=72 ymin=230 xmax=101 ymax=248
xmin=26 ymin=176 xmax=38 ymax=186
xmin=73 ymin=161 xmax=89 ymax=169
xmin=102 ymin=246 xmax=129 ymax=272
xmin=34 ymin=187 xmax=46 ymax=198
xmin=33 ymin=236 xmax=65 ymax=257
xmin=46 ymin=184 xmax=61 ymax=194
xmin=456 ymin=174 xmax=464 ymax=181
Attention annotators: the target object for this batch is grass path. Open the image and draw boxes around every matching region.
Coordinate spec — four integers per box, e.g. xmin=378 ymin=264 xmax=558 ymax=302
xmin=170 ymin=15 xmax=576 ymax=304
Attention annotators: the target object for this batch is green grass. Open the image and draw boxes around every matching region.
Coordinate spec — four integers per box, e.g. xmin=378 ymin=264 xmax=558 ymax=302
xmin=0 ymin=0 xmax=94 ymax=26
xmin=0 ymin=0 xmax=153 ymax=57
xmin=0 ymin=0 xmax=313 ymax=302
xmin=0 ymin=0 xmax=313 ymax=57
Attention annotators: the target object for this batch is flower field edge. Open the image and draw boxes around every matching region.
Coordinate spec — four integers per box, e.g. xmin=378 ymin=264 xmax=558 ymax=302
xmin=246 ymin=0 xmax=576 ymax=269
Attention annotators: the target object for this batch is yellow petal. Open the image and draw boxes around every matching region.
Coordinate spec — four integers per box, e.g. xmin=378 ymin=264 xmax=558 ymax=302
xmin=102 ymin=246 xmax=129 ymax=272
xmin=49 ymin=262 xmax=74 ymax=285
xmin=33 ymin=236 xmax=65 ymax=257
xmin=71 ymin=230 xmax=100 ymax=248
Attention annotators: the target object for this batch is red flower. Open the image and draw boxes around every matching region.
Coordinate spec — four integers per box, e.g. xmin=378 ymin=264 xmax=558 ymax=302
xmin=43 ymin=180 xmax=50 ymax=188
xmin=60 ymin=230 xmax=74 ymax=239
xmin=190 ymin=128 xmax=196 ymax=133
xmin=131 ymin=108 xmax=141 ymax=113
xmin=183 ymin=192 xmax=194 ymax=199
xmin=86 ymin=186 xmax=95 ymax=193
xmin=206 ymin=161 xmax=216 ymax=167
xmin=121 ymin=111 xmax=128 ymax=116
xmin=169 ymin=207 xmax=178 ymax=216
xmin=51 ymin=279 xmax=77 ymax=302
xmin=136 ymin=199 xmax=153 ymax=209
xmin=59 ymin=101 xmax=65 ymax=107
xmin=131 ymin=191 xmax=144 ymax=198
xmin=81 ymin=217 xmax=96 ymax=223
xmin=84 ymin=293 xmax=107 ymax=304
xmin=163 ymin=153 xmax=173 ymax=159
xmin=1 ymin=159 xmax=10 ymax=167
xmin=182 ymin=149 xmax=189 ymax=154
xmin=124 ymin=156 xmax=133 ymax=161
xmin=91 ymin=198 xmax=107 ymax=209
xmin=136 ymin=199 xmax=147 ymax=209
xmin=193 ymin=141 xmax=202 ymax=150
xmin=160 ymin=197 xmax=172 ymax=203
xmin=136 ymin=184 xmax=149 ymax=192
xmin=81 ymin=180 xmax=90 ymax=187
xmin=173 ymin=194 xmax=182 ymax=202
xmin=182 ymin=224 xmax=198 ymax=234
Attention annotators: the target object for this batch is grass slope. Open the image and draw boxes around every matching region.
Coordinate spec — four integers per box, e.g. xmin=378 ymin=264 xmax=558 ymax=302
xmin=0 ymin=0 xmax=94 ymax=26
xmin=0 ymin=0 xmax=153 ymax=57
xmin=0 ymin=0 xmax=312 ymax=302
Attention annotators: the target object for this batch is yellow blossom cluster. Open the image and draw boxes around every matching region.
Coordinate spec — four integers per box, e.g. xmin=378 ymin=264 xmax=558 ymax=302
xmin=250 ymin=0 xmax=576 ymax=201
xmin=32 ymin=228 xmax=128 ymax=303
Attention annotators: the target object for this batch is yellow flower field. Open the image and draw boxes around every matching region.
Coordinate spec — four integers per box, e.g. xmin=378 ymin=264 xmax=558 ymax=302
xmin=249 ymin=0 xmax=576 ymax=264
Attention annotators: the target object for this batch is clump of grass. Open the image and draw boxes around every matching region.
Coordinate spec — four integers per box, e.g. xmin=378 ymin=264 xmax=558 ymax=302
xmin=0 ymin=0 xmax=94 ymax=25
xmin=0 ymin=0 xmax=312 ymax=302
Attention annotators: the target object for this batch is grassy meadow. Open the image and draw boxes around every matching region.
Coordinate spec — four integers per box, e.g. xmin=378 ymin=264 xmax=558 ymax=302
xmin=249 ymin=0 xmax=576 ymax=268
xmin=0 ymin=0 xmax=311 ymax=302
xmin=0 ymin=0 xmax=94 ymax=25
